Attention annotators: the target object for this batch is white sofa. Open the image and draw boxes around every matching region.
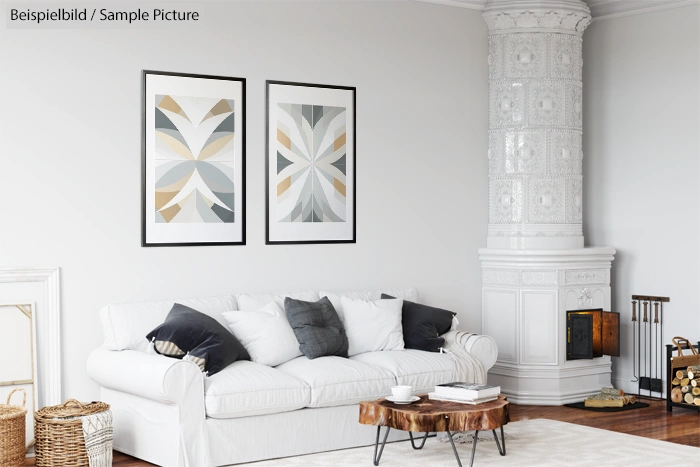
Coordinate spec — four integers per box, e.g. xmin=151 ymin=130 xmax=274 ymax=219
xmin=87 ymin=289 xmax=497 ymax=467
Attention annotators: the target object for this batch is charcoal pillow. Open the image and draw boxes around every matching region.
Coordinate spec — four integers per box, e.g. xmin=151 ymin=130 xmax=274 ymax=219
xmin=284 ymin=296 xmax=349 ymax=359
xmin=382 ymin=294 xmax=456 ymax=352
xmin=146 ymin=303 xmax=249 ymax=376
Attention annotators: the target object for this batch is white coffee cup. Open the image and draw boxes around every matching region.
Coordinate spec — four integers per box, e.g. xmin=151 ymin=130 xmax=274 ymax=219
xmin=391 ymin=385 xmax=412 ymax=401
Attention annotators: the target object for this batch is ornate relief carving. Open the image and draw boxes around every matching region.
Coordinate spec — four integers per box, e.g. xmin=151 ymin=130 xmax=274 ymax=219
xmin=488 ymin=230 xmax=582 ymax=237
xmin=490 ymin=179 xmax=523 ymax=224
xmin=493 ymin=13 xmax=516 ymax=30
xmin=488 ymin=131 xmax=505 ymax=175
xmin=515 ymin=11 xmax=539 ymax=29
xmin=503 ymin=131 xmax=546 ymax=174
xmin=483 ymin=269 xmax=520 ymax=285
xmin=505 ymin=33 xmax=546 ymax=79
xmin=486 ymin=9 xmax=586 ymax=235
xmin=528 ymin=178 xmax=565 ymax=223
xmin=529 ymin=82 xmax=566 ymax=127
xmin=565 ymin=269 xmax=607 ymax=285
xmin=549 ymin=131 xmax=582 ymax=174
xmin=577 ymin=288 xmax=593 ymax=308
xmin=548 ymin=34 xmax=582 ymax=80
xmin=484 ymin=10 xmax=592 ymax=35
xmin=566 ymin=83 xmax=583 ymax=129
xmin=484 ymin=268 xmax=605 ymax=287
xmin=540 ymin=12 xmax=564 ymax=29
xmin=522 ymin=270 xmax=558 ymax=286
xmin=490 ymin=82 xmax=525 ymax=128
xmin=488 ymin=35 xmax=505 ymax=80
xmin=565 ymin=178 xmax=583 ymax=223
xmin=487 ymin=224 xmax=583 ymax=237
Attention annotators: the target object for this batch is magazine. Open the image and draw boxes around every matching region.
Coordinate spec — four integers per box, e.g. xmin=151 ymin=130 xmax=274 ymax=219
xmin=428 ymin=392 xmax=499 ymax=405
xmin=435 ymin=382 xmax=500 ymax=399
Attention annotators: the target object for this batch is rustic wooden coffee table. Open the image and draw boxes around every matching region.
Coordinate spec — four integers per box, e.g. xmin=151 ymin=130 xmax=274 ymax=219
xmin=359 ymin=395 xmax=509 ymax=467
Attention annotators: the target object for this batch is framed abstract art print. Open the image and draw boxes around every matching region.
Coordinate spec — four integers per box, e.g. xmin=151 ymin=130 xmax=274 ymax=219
xmin=142 ymin=70 xmax=245 ymax=246
xmin=266 ymin=80 xmax=356 ymax=244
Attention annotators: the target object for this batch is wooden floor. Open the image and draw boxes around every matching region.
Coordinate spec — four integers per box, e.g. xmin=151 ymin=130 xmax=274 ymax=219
xmin=26 ymin=398 xmax=700 ymax=466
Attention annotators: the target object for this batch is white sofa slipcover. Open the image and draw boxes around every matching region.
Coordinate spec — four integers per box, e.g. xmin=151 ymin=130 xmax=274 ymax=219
xmin=204 ymin=361 xmax=310 ymax=419
xmin=351 ymin=349 xmax=456 ymax=394
xmin=87 ymin=289 xmax=497 ymax=467
xmin=275 ymin=356 xmax=396 ymax=408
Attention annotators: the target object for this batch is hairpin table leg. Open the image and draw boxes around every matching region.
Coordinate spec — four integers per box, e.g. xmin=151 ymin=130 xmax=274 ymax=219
xmin=373 ymin=426 xmax=390 ymax=466
xmin=493 ymin=426 xmax=506 ymax=456
xmin=408 ymin=431 xmax=429 ymax=450
xmin=446 ymin=430 xmax=465 ymax=467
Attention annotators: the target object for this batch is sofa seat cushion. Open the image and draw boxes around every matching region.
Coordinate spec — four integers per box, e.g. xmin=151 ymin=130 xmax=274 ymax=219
xmin=275 ymin=356 xmax=396 ymax=408
xmin=204 ymin=361 xmax=310 ymax=419
xmin=351 ymin=350 xmax=454 ymax=394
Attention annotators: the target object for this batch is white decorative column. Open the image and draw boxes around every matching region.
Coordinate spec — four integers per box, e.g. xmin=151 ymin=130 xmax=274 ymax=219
xmin=480 ymin=0 xmax=616 ymax=405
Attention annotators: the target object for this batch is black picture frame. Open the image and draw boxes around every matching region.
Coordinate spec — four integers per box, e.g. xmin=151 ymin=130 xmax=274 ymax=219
xmin=142 ymin=70 xmax=246 ymax=247
xmin=265 ymin=80 xmax=356 ymax=245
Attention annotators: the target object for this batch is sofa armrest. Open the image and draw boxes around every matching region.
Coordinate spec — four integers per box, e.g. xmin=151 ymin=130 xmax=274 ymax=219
xmin=461 ymin=334 xmax=498 ymax=371
xmin=87 ymin=346 xmax=212 ymax=467
xmin=86 ymin=346 xmax=204 ymax=405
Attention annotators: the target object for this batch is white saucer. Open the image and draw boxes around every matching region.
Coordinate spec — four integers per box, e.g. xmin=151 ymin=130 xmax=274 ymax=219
xmin=386 ymin=395 xmax=420 ymax=404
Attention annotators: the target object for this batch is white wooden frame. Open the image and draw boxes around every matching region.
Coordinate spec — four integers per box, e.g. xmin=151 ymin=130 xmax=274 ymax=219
xmin=0 ymin=267 xmax=61 ymax=406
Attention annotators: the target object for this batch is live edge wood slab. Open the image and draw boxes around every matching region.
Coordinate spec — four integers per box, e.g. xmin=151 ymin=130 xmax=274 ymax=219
xmin=359 ymin=395 xmax=510 ymax=432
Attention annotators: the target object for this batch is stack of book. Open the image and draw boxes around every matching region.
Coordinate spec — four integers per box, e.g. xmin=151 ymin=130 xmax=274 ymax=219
xmin=428 ymin=382 xmax=500 ymax=405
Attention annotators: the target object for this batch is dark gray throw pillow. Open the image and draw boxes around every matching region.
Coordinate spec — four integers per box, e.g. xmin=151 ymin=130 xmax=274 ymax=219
xmin=146 ymin=303 xmax=249 ymax=376
xmin=284 ymin=296 xmax=349 ymax=359
xmin=382 ymin=294 xmax=456 ymax=352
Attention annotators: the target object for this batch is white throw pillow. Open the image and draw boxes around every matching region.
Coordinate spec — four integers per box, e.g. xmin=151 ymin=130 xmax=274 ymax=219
xmin=223 ymin=302 xmax=302 ymax=367
xmin=320 ymin=288 xmax=418 ymax=323
xmin=340 ymin=296 xmax=405 ymax=357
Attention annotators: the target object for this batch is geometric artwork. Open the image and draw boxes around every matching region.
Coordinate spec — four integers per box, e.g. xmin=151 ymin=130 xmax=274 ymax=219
xmin=266 ymin=81 xmax=355 ymax=244
xmin=155 ymin=95 xmax=236 ymax=224
xmin=143 ymin=71 xmax=245 ymax=246
xmin=276 ymin=103 xmax=347 ymax=222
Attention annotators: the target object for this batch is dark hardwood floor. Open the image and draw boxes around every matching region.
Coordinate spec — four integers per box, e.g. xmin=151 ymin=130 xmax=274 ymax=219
xmin=25 ymin=398 xmax=700 ymax=466
xmin=509 ymin=398 xmax=700 ymax=447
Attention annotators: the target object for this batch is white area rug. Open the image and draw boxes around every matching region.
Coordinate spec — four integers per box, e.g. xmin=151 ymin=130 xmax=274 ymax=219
xmin=247 ymin=418 xmax=700 ymax=466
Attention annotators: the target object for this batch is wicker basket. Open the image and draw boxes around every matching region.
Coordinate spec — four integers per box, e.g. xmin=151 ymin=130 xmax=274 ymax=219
xmin=0 ymin=388 xmax=28 ymax=467
xmin=34 ymin=399 xmax=110 ymax=467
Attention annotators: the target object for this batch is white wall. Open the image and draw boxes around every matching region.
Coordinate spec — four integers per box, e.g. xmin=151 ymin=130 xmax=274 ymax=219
xmin=0 ymin=1 xmax=488 ymax=400
xmin=583 ymin=5 xmax=700 ymax=393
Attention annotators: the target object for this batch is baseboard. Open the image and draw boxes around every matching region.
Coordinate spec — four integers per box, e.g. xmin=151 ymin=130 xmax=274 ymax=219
xmin=501 ymin=386 xmax=603 ymax=405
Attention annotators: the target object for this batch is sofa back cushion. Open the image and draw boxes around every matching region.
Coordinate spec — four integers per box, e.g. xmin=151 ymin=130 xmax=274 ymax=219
xmin=100 ymin=288 xmax=419 ymax=353
xmin=100 ymin=295 xmax=236 ymax=352
xmin=319 ymin=288 xmax=418 ymax=322
xmin=236 ymin=291 xmax=319 ymax=311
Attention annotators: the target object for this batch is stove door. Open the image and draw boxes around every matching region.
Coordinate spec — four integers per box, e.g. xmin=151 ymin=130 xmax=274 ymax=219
xmin=567 ymin=313 xmax=593 ymax=360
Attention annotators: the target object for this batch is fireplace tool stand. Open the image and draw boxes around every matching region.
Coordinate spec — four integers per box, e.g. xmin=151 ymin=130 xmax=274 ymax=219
xmin=631 ymin=295 xmax=669 ymax=400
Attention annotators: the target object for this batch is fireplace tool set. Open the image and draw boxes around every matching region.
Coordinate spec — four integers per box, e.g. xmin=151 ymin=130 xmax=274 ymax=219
xmin=631 ymin=295 xmax=669 ymax=399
